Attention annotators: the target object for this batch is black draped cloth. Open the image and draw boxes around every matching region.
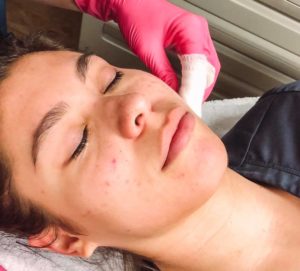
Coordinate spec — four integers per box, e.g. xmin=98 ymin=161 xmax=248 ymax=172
xmin=223 ymin=81 xmax=300 ymax=197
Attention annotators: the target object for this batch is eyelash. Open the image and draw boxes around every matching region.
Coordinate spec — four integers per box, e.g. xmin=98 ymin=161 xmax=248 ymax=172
xmin=71 ymin=126 xmax=88 ymax=160
xmin=104 ymin=71 xmax=124 ymax=93
xmin=71 ymin=71 xmax=123 ymax=160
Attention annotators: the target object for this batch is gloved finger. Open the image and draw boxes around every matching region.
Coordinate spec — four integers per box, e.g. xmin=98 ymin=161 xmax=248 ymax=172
xmin=167 ymin=14 xmax=212 ymax=56
xmin=134 ymin=42 xmax=179 ymax=91
xmin=165 ymin=14 xmax=220 ymax=99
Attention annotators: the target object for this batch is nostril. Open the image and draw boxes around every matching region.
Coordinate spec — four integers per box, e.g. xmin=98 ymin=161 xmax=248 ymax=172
xmin=135 ymin=114 xmax=144 ymax=126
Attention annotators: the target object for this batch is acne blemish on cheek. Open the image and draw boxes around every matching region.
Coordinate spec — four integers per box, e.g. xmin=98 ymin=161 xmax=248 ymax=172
xmin=110 ymin=158 xmax=117 ymax=170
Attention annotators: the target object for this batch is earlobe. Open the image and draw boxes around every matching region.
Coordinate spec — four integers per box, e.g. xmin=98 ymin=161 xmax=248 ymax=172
xmin=28 ymin=227 xmax=98 ymax=258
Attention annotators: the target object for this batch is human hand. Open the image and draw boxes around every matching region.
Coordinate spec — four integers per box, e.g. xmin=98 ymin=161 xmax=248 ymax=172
xmin=75 ymin=0 xmax=221 ymax=116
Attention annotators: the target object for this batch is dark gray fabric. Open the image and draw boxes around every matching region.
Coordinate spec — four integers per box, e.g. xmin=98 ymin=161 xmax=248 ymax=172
xmin=222 ymin=81 xmax=300 ymax=197
xmin=0 ymin=0 xmax=7 ymax=38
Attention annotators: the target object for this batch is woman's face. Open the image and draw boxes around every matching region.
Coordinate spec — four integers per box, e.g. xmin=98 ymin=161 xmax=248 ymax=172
xmin=0 ymin=51 xmax=227 ymax=247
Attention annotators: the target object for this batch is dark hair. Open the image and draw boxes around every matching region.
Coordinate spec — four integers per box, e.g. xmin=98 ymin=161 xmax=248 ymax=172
xmin=0 ymin=32 xmax=158 ymax=271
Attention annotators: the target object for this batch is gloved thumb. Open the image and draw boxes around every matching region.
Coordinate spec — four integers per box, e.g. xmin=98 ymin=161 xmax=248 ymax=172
xmin=135 ymin=44 xmax=179 ymax=91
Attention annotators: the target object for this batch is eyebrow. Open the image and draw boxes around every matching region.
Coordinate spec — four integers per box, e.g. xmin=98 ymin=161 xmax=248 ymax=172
xmin=76 ymin=53 xmax=93 ymax=82
xmin=32 ymin=102 xmax=69 ymax=165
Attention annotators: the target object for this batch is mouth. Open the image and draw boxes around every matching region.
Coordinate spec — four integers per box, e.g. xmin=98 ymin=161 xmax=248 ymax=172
xmin=162 ymin=110 xmax=195 ymax=170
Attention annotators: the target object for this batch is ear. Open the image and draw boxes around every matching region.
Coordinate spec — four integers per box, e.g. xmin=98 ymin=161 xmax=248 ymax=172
xmin=28 ymin=227 xmax=98 ymax=258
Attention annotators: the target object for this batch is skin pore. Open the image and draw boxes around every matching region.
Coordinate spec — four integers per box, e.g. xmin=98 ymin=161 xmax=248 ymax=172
xmin=1 ymin=51 xmax=300 ymax=270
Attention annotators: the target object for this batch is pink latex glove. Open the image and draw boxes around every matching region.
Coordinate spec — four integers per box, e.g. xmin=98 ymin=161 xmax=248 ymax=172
xmin=0 ymin=266 xmax=6 ymax=271
xmin=75 ymin=0 xmax=221 ymax=116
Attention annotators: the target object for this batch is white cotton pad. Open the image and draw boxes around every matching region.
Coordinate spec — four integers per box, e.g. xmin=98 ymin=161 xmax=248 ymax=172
xmin=179 ymin=54 xmax=215 ymax=117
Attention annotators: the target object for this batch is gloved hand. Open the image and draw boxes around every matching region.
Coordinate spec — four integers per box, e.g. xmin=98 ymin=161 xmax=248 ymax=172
xmin=75 ymin=0 xmax=221 ymax=116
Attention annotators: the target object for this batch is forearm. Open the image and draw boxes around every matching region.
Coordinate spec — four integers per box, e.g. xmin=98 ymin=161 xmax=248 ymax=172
xmin=30 ymin=0 xmax=80 ymax=11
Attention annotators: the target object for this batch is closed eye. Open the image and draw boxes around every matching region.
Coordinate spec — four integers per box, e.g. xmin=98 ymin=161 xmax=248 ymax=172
xmin=104 ymin=71 xmax=124 ymax=93
xmin=71 ymin=126 xmax=88 ymax=160
xmin=70 ymin=71 xmax=122 ymax=161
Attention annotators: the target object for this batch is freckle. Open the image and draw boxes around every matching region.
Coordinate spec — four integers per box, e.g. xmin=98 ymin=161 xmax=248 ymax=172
xmin=179 ymin=173 xmax=186 ymax=178
xmin=104 ymin=181 xmax=110 ymax=187
xmin=82 ymin=210 xmax=91 ymax=218
xmin=124 ymin=179 xmax=129 ymax=184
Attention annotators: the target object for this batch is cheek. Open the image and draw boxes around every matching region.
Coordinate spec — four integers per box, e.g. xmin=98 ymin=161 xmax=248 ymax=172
xmin=170 ymin=132 xmax=228 ymax=204
xmin=68 ymin=150 xmax=142 ymax=224
xmin=73 ymin=152 xmax=177 ymax=237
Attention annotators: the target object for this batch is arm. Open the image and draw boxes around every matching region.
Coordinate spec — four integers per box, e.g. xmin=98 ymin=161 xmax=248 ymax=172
xmin=30 ymin=0 xmax=79 ymax=11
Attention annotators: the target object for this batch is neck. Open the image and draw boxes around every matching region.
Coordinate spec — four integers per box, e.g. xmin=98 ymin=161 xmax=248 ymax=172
xmin=134 ymin=169 xmax=300 ymax=271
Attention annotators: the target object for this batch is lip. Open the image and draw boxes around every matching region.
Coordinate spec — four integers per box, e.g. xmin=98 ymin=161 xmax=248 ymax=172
xmin=162 ymin=109 xmax=195 ymax=170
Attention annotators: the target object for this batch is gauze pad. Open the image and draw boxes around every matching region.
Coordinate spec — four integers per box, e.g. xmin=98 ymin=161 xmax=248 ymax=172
xmin=179 ymin=54 xmax=215 ymax=117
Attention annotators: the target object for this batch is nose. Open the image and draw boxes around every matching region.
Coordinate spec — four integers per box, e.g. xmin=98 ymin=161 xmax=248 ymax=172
xmin=115 ymin=93 xmax=151 ymax=139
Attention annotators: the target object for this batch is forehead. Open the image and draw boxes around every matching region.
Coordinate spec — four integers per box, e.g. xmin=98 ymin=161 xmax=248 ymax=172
xmin=0 ymin=51 xmax=80 ymax=121
xmin=1 ymin=50 xmax=79 ymax=101
xmin=4 ymin=50 xmax=79 ymax=86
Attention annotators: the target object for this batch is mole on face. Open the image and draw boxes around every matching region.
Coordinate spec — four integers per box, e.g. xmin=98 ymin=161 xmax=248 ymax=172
xmin=40 ymin=189 xmax=45 ymax=194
